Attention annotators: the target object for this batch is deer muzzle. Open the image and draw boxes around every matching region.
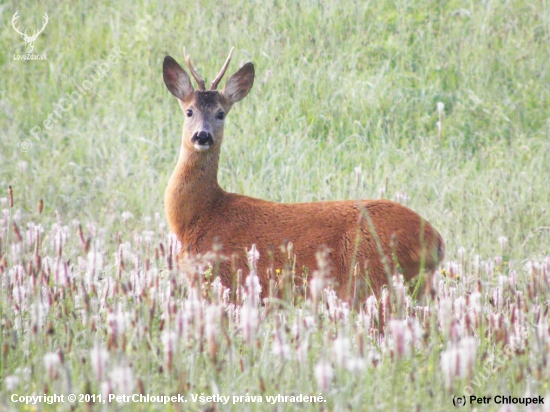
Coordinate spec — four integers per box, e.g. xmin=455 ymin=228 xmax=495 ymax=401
xmin=191 ymin=131 xmax=214 ymax=150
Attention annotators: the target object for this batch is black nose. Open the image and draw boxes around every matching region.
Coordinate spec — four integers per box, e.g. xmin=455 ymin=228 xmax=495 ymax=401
xmin=191 ymin=131 xmax=214 ymax=146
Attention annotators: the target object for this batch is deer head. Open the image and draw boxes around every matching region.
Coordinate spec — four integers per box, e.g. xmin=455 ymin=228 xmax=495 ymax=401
xmin=162 ymin=47 xmax=254 ymax=153
xmin=11 ymin=11 xmax=49 ymax=54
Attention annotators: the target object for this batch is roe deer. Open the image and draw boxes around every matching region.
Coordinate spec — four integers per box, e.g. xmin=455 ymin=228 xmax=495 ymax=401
xmin=163 ymin=48 xmax=445 ymax=301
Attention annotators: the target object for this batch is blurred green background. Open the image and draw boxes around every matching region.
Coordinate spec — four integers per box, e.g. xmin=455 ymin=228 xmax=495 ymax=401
xmin=1 ymin=0 xmax=549 ymax=261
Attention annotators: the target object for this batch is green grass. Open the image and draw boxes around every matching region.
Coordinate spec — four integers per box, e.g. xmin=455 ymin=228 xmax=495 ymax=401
xmin=1 ymin=0 xmax=550 ymax=410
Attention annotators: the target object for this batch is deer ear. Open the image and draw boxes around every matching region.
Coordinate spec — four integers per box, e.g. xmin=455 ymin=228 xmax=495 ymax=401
xmin=163 ymin=56 xmax=194 ymax=102
xmin=221 ymin=62 xmax=255 ymax=106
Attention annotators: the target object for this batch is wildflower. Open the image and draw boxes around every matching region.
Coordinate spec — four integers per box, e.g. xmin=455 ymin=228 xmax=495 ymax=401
xmin=326 ymin=289 xmax=350 ymax=322
xmin=315 ymin=246 xmax=330 ymax=272
xmin=473 ymin=255 xmax=481 ymax=276
xmin=142 ymin=230 xmax=154 ymax=245
xmin=332 ymin=336 xmax=351 ymax=366
xmin=447 ymin=261 xmax=462 ymax=279
xmin=54 ymin=228 xmax=66 ymax=256
xmin=175 ymin=309 xmax=188 ymax=339
xmin=296 ymin=336 xmax=309 ymax=363
xmin=121 ymin=211 xmax=134 ymax=223
xmin=110 ymin=365 xmax=135 ymax=395
xmin=54 ymin=257 xmax=69 ymax=286
xmin=360 ymin=295 xmax=379 ymax=331
xmin=367 ymin=350 xmax=381 ymax=368
xmin=4 ymin=375 xmax=19 ymax=391
xmin=87 ymin=250 xmax=104 ymax=280
xmin=485 ymin=260 xmax=495 ymax=277
xmin=303 ymin=316 xmax=316 ymax=329
xmin=468 ymin=292 xmax=481 ymax=313
xmin=309 ymin=277 xmax=324 ymax=304
xmin=394 ymin=191 xmax=410 ymax=204
xmin=240 ymin=304 xmax=259 ymax=344
xmin=161 ymin=331 xmax=179 ymax=372
xmin=392 ymin=274 xmax=407 ymax=308
xmin=388 ymin=319 xmax=423 ymax=358
xmin=498 ymin=236 xmax=508 ymax=253
xmin=381 ymin=288 xmax=390 ymax=324
xmin=211 ymin=277 xmax=229 ymax=303
xmin=354 ymin=167 xmax=362 ymax=188
xmin=453 ymin=296 xmax=466 ymax=319
xmin=101 ymin=381 xmax=112 ymax=401
xmin=314 ymin=361 xmax=333 ymax=390
xmin=272 ymin=338 xmax=291 ymax=360
xmin=536 ymin=320 xmax=549 ymax=347
xmin=345 ymin=357 xmax=366 ymax=372
xmin=107 ymin=311 xmax=127 ymax=339
xmin=438 ymin=297 xmax=453 ymax=338
xmin=457 ymin=247 xmax=466 ymax=263
xmin=205 ymin=306 xmax=220 ymax=358
xmin=44 ymin=352 xmax=61 ymax=380
xmin=245 ymin=272 xmax=262 ymax=306
xmin=167 ymin=233 xmax=182 ymax=255
xmin=247 ymin=244 xmax=260 ymax=272
xmin=526 ymin=260 xmax=541 ymax=276
xmin=12 ymin=284 xmax=26 ymax=306
xmin=90 ymin=343 xmax=109 ymax=381
xmin=184 ymin=290 xmax=202 ymax=338
xmin=440 ymin=337 xmax=477 ymax=389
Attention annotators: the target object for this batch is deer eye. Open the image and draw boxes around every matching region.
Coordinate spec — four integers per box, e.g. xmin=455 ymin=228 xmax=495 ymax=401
xmin=216 ymin=112 xmax=225 ymax=120
xmin=186 ymin=109 xmax=193 ymax=117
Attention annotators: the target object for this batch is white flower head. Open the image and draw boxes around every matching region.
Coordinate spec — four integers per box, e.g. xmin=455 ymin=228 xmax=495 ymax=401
xmin=240 ymin=304 xmax=259 ymax=343
xmin=272 ymin=341 xmax=291 ymax=360
xmin=4 ymin=375 xmax=20 ymax=391
xmin=44 ymin=352 xmax=61 ymax=379
xmin=121 ymin=211 xmax=134 ymax=223
xmin=90 ymin=343 xmax=109 ymax=381
xmin=440 ymin=337 xmax=477 ymax=388
xmin=110 ymin=365 xmax=135 ymax=395
xmin=161 ymin=330 xmax=179 ymax=355
xmin=314 ymin=361 xmax=333 ymax=390
xmin=332 ymin=336 xmax=351 ymax=366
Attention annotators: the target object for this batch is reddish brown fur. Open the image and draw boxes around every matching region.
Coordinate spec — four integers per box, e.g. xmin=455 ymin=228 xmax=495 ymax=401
xmin=163 ymin=51 xmax=445 ymax=301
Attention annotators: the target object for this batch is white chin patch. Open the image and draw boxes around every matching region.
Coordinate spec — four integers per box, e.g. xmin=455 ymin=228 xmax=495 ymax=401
xmin=194 ymin=144 xmax=211 ymax=151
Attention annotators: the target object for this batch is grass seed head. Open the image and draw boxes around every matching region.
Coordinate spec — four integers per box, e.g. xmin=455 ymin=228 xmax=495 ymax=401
xmin=8 ymin=185 xmax=13 ymax=208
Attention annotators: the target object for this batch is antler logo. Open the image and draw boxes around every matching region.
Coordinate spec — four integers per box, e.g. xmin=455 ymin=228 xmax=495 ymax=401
xmin=11 ymin=11 xmax=49 ymax=54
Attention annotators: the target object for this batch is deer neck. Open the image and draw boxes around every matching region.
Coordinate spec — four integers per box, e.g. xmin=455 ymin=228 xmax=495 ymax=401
xmin=165 ymin=140 xmax=224 ymax=235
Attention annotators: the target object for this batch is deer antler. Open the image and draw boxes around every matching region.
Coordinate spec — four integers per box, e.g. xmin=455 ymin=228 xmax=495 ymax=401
xmin=183 ymin=47 xmax=205 ymax=91
xmin=11 ymin=11 xmax=26 ymax=37
xmin=210 ymin=47 xmax=234 ymax=90
xmin=27 ymin=13 xmax=49 ymax=41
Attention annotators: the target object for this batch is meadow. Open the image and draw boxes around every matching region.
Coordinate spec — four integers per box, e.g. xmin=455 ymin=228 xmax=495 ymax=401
xmin=1 ymin=0 xmax=549 ymax=410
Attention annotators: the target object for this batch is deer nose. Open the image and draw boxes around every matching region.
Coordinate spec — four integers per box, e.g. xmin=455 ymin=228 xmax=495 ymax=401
xmin=191 ymin=131 xmax=214 ymax=147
